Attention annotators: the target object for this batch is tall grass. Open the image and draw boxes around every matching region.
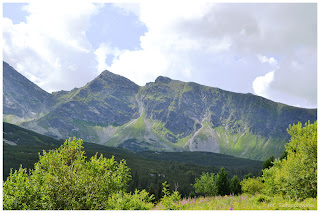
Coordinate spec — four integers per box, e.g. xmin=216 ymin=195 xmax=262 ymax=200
xmin=153 ymin=193 xmax=317 ymax=210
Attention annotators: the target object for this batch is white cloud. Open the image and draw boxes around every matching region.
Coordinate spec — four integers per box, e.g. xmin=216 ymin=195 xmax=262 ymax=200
xmin=3 ymin=2 xmax=317 ymax=108
xmin=109 ymin=3 xmax=316 ymax=108
xmin=94 ymin=44 xmax=110 ymax=72
xmin=110 ymin=48 xmax=170 ymax=85
xmin=94 ymin=43 xmax=124 ymax=73
xmin=253 ymin=70 xmax=275 ymax=98
xmin=257 ymin=55 xmax=277 ymax=66
xmin=3 ymin=1 xmax=99 ymax=92
xmin=106 ymin=2 xmax=218 ymax=85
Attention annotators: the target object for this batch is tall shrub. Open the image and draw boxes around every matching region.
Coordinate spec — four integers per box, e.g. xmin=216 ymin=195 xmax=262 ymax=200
xmin=194 ymin=172 xmax=217 ymax=196
xmin=263 ymin=121 xmax=317 ymax=199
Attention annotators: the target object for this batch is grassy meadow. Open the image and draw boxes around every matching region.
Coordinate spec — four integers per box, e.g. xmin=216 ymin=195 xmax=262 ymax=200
xmin=153 ymin=194 xmax=317 ymax=210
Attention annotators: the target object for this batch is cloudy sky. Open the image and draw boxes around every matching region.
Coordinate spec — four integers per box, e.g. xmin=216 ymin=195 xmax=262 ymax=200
xmin=2 ymin=2 xmax=317 ymax=108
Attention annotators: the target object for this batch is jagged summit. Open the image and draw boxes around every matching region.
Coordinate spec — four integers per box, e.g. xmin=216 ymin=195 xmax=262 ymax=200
xmin=155 ymin=76 xmax=172 ymax=84
xmin=88 ymin=70 xmax=139 ymax=93
xmin=98 ymin=69 xmax=118 ymax=78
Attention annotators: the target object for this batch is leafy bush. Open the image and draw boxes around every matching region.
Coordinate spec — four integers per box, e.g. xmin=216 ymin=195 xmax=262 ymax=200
xmin=194 ymin=172 xmax=217 ymax=196
xmin=241 ymin=177 xmax=264 ymax=195
xmin=254 ymin=194 xmax=271 ymax=203
xmin=3 ymin=137 xmax=153 ymax=210
xmin=189 ymin=191 xmax=196 ymax=198
xmin=105 ymin=190 xmax=154 ymax=210
xmin=158 ymin=181 xmax=181 ymax=210
xmin=263 ymin=121 xmax=317 ymax=200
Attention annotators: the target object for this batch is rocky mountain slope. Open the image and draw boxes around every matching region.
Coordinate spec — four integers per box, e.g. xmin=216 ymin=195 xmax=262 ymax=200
xmin=3 ymin=62 xmax=52 ymax=123
xmin=3 ymin=61 xmax=317 ymax=160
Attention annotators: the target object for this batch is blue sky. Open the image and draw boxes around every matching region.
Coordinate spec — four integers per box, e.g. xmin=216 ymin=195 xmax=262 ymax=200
xmin=2 ymin=2 xmax=317 ymax=108
xmin=3 ymin=3 xmax=28 ymax=24
xmin=86 ymin=4 xmax=147 ymax=51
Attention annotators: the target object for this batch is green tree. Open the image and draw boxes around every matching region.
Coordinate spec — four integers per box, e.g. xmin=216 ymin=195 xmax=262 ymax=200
xmin=3 ymin=137 xmax=153 ymax=210
xmin=159 ymin=181 xmax=181 ymax=210
xmin=216 ymin=167 xmax=230 ymax=196
xmin=262 ymin=155 xmax=275 ymax=170
xmin=263 ymin=121 xmax=317 ymax=200
xmin=241 ymin=177 xmax=264 ymax=194
xmin=186 ymin=170 xmax=196 ymax=184
xmin=280 ymin=151 xmax=288 ymax=161
xmin=243 ymin=172 xmax=253 ymax=179
xmin=157 ymin=182 xmax=163 ymax=201
xmin=230 ymin=175 xmax=241 ymax=195
xmin=193 ymin=172 xmax=217 ymax=196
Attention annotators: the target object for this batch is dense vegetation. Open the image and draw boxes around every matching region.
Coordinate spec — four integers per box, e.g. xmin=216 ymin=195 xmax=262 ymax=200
xmin=3 ymin=122 xmax=262 ymax=199
xmin=3 ymin=121 xmax=317 ymax=210
xmin=3 ymin=138 xmax=153 ymax=210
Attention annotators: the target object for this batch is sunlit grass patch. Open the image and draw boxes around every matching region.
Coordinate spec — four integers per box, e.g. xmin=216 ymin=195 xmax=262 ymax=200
xmin=153 ymin=194 xmax=317 ymax=210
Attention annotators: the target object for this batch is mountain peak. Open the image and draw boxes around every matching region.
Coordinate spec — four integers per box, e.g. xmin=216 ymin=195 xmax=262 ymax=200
xmin=97 ymin=70 xmax=136 ymax=84
xmin=85 ymin=69 xmax=139 ymax=93
xmin=99 ymin=69 xmax=116 ymax=78
xmin=100 ymin=69 xmax=112 ymax=74
xmin=155 ymin=76 xmax=172 ymax=84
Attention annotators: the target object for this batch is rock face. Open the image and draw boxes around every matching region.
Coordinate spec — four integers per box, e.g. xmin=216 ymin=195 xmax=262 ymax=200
xmin=3 ymin=62 xmax=52 ymax=121
xmin=3 ymin=61 xmax=317 ymax=160
xmin=50 ymin=70 xmax=139 ymax=125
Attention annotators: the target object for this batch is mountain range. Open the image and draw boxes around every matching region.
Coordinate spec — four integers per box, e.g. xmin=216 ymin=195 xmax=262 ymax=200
xmin=3 ymin=61 xmax=317 ymax=160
